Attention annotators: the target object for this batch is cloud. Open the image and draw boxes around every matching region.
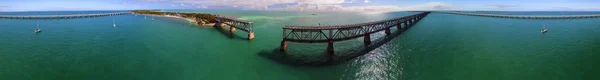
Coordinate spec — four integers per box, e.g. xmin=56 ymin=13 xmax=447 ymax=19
xmin=138 ymin=0 xmax=453 ymax=12
xmin=0 ymin=5 xmax=10 ymax=11
xmin=485 ymin=4 xmax=518 ymax=9
xmin=180 ymin=3 xmax=188 ymax=7
xmin=153 ymin=0 xmax=344 ymax=10
xmin=196 ymin=5 xmax=208 ymax=9
xmin=547 ymin=7 xmax=600 ymax=11
xmin=398 ymin=2 xmax=453 ymax=11
xmin=0 ymin=5 xmax=11 ymax=8
xmin=270 ymin=2 xmax=453 ymax=12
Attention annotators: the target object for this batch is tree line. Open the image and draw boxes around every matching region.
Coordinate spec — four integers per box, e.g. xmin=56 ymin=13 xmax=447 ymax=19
xmin=132 ymin=10 xmax=218 ymax=23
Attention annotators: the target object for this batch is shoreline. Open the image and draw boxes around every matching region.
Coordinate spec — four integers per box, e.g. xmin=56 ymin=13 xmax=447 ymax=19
xmin=135 ymin=14 xmax=216 ymax=27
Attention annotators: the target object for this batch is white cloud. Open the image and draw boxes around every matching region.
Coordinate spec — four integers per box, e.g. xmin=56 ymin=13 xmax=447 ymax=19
xmin=196 ymin=5 xmax=208 ymax=9
xmin=0 ymin=5 xmax=11 ymax=11
xmin=485 ymin=4 xmax=518 ymax=9
xmin=139 ymin=0 xmax=454 ymax=12
xmin=398 ymin=2 xmax=453 ymax=11
xmin=270 ymin=2 xmax=453 ymax=13
xmin=0 ymin=5 xmax=10 ymax=8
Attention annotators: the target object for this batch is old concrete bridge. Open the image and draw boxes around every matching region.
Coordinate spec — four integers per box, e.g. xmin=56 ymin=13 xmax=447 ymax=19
xmin=280 ymin=12 xmax=431 ymax=55
xmin=0 ymin=12 xmax=132 ymax=19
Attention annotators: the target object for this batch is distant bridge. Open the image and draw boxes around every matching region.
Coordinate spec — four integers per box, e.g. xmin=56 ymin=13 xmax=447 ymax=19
xmin=280 ymin=12 xmax=431 ymax=54
xmin=0 ymin=12 xmax=132 ymax=19
xmin=437 ymin=11 xmax=600 ymax=19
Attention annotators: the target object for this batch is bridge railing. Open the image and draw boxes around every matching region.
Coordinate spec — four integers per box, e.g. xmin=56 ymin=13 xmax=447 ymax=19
xmin=0 ymin=12 xmax=131 ymax=17
xmin=437 ymin=11 xmax=600 ymax=19
xmin=0 ymin=12 xmax=132 ymax=19
xmin=215 ymin=16 xmax=253 ymax=32
xmin=282 ymin=12 xmax=430 ymax=43
xmin=279 ymin=12 xmax=431 ymax=54
xmin=152 ymin=12 xmax=256 ymax=40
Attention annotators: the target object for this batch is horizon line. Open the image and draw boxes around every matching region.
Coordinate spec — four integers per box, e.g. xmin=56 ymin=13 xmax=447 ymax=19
xmin=2 ymin=9 xmax=600 ymax=12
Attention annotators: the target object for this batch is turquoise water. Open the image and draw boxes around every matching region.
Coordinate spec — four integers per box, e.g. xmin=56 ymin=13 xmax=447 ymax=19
xmin=1 ymin=10 xmax=599 ymax=80
xmin=455 ymin=11 xmax=600 ymax=15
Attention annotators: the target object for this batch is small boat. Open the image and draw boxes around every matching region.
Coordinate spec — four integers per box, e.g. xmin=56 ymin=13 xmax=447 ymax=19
xmin=35 ymin=29 xmax=41 ymax=33
xmin=311 ymin=14 xmax=317 ymax=15
xmin=541 ymin=24 xmax=548 ymax=33
xmin=152 ymin=17 xmax=155 ymax=21
xmin=113 ymin=18 xmax=117 ymax=27
xmin=145 ymin=16 xmax=147 ymax=19
xmin=35 ymin=21 xmax=41 ymax=33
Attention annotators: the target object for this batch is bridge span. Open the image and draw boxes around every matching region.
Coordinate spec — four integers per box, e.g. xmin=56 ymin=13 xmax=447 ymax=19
xmin=0 ymin=12 xmax=132 ymax=19
xmin=213 ymin=16 xmax=254 ymax=40
xmin=280 ymin=12 xmax=431 ymax=54
xmin=164 ymin=12 xmax=255 ymax=40
xmin=437 ymin=11 xmax=600 ymax=19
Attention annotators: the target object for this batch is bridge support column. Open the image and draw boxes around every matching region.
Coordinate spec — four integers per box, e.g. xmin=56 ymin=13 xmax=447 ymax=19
xmin=404 ymin=21 xmax=409 ymax=28
xmin=213 ymin=22 xmax=222 ymax=27
xmin=327 ymin=41 xmax=335 ymax=55
xmin=229 ymin=26 xmax=236 ymax=33
xmin=385 ymin=28 xmax=391 ymax=35
xmin=396 ymin=24 xmax=402 ymax=30
xmin=248 ymin=32 xmax=255 ymax=40
xmin=364 ymin=34 xmax=371 ymax=46
xmin=280 ymin=40 xmax=287 ymax=51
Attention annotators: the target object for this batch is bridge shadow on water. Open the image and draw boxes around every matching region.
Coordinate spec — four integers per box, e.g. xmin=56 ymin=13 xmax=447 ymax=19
xmin=258 ymin=23 xmax=421 ymax=67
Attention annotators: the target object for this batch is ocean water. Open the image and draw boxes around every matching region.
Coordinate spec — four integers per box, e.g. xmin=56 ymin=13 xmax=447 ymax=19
xmin=456 ymin=11 xmax=600 ymax=15
xmin=0 ymin=10 xmax=599 ymax=80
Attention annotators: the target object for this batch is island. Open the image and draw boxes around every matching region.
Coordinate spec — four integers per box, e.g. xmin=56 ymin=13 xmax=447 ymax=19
xmin=132 ymin=10 xmax=218 ymax=26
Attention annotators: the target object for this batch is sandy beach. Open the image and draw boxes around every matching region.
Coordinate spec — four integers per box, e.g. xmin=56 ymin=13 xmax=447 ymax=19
xmin=136 ymin=14 xmax=215 ymax=26
xmin=164 ymin=15 xmax=196 ymax=23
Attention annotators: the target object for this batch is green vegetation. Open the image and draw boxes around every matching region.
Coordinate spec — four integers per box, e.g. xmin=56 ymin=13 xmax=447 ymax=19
xmin=132 ymin=10 xmax=218 ymax=25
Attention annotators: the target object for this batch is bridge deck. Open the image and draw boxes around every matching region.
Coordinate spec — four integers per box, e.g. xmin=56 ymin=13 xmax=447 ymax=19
xmin=437 ymin=11 xmax=600 ymax=19
xmin=284 ymin=15 xmax=419 ymax=30
xmin=282 ymin=12 xmax=431 ymax=43
xmin=280 ymin=12 xmax=431 ymax=54
xmin=215 ymin=16 xmax=253 ymax=32
xmin=0 ymin=12 xmax=132 ymax=19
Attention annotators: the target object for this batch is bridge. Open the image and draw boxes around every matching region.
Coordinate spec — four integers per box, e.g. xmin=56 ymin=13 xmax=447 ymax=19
xmin=164 ymin=12 xmax=255 ymax=40
xmin=280 ymin=12 xmax=431 ymax=55
xmin=437 ymin=11 xmax=600 ymax=19
xmin=213 ymin=16 xmax=255 ymax=40
xmin=0 ymin=12 xmax=132 ymax=19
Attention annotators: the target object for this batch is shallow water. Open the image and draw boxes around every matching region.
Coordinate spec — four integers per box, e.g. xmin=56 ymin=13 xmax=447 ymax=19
xmin=0 ymin=10 xmax=599 ymax=80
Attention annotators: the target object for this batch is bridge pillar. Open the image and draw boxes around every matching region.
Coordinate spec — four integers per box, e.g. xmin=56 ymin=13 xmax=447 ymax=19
xmin=403 ymin=22 xmax=408 ymax=28
xmin=213 ymin=22 xmax=223 ymax=27
xmin=229 ymin=26 xmax=236 ymax=33
xmin=248 ymin=32 xmax=255 ymax=40
xmin=280 ymin=40 xmax=287 ymax=51
xmin=385 ymin=28 xmax=391 ymax=35
xmin=364 ymin=34 xmax=371 ymax=46
xmin=327 ymin=41 xmax=335 ymax=55
xmin=396 ymin=23 xmax=402 ymax=30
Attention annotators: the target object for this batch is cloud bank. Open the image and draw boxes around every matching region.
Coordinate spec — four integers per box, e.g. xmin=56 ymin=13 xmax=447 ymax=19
xmin=485 ymin=4 xmax=518 ymax=9
xmin=139 ymin=0 xmax=454 ymax=12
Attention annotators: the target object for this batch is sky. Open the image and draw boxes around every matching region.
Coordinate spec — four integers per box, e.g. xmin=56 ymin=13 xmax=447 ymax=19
xmin=0 ymin=0 xmax=599 ymax=12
